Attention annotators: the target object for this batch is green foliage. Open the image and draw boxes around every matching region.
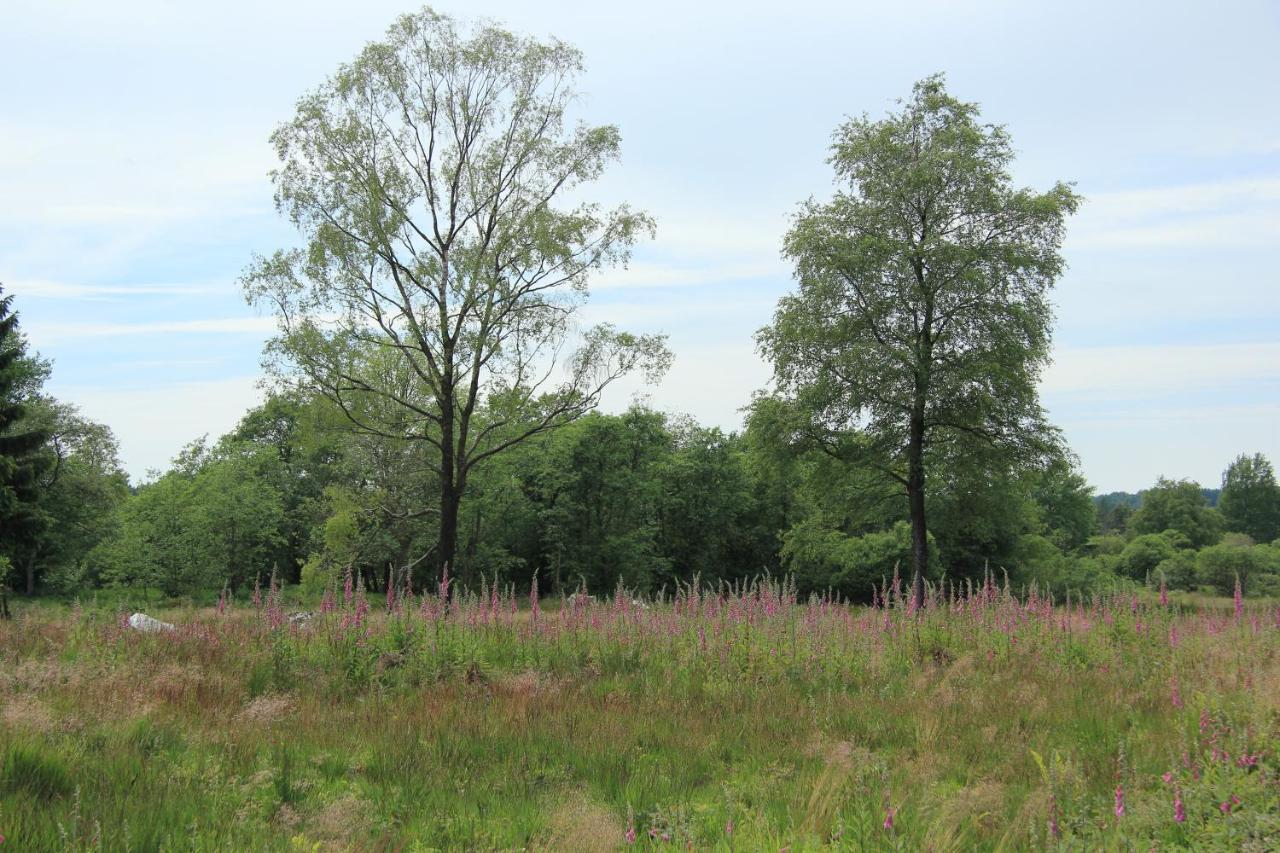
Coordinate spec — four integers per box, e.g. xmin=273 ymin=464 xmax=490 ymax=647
xmin=780 ymin=519 xmax=929 ymax=600
xmin=0 ymin=284 xmax=54 ymax=595
xmin=757 ymin=74 xmax=1078 ymax=591
xmin=1197 ymin=541 xmax=1272 ymax=595
xmin=1155 ymin=550 xmax=1199 ymax=591
xmin=87 ymin=439 xmax=285 ymax=596
xmin=1131 ymin=477 xmax=1225 ymax=549
xmin=1017 ymin=534 xmax=1112 ymax=599
xmin=242 ymin=7 xmax=669 ymax=579
xmin=1219 ymin=453 xmax=1280 ymax=544
xmin=1118 ymin=534 xmax=1178 ymax=581
xmin=25 ymin=399 xmax=130 ymax=594
xmin=1028 ymin=457 xmax=1097 ymax=551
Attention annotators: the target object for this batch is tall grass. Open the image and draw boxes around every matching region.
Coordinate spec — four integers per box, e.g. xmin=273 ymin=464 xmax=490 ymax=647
xmin=0 ymin=573 xmax=1276 ymax=849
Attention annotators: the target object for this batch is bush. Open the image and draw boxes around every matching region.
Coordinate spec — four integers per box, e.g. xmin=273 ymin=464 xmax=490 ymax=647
xmin=1086 ymin=534 xmax=1126 ymax=556
xmin=780 ymin=520 xmax=934 ymax=601
xmin=1118 ymin=534 xmax=1177 ymax=581
xmin=1019 ymin=536 xmax=1111 ymax=599
xmin=1155 ymin=551 xmax=1199 ymax=591
xmin=1197 ymin=543 xmax=1269 ymax=595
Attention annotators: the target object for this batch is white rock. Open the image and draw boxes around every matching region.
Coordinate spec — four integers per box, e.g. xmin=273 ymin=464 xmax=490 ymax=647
xmin=127 ymin=612 xmax=175 ymax=633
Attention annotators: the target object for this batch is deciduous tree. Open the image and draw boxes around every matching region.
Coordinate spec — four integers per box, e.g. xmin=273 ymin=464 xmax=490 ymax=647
xmin=244 ymin=8 xmax=669 ymax=585
xmin=758 ymin=76 xmax=1078 ymax=608
xmin=1219 ymin=453 xmax=1280 ymax=545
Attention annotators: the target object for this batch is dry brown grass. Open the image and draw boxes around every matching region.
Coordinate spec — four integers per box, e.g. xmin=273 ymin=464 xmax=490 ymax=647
xmin=1 ymin=695 xmax=56 ymax=733
xmin=306 ymin=793 xmax=379 ymax=851
xmin=236 ymin=694 xmax=296 ymax=726
xmin=534 ymin=793 xmax=626 ymax=852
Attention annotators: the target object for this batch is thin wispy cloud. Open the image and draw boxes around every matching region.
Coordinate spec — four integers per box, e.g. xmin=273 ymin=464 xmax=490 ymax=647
xmin=1069 ymin=177 xmax=1280 ymax=250
xmin=593 ymin=260 xmax=784 ymax=291
xmin=11 ymin=279 xmax=229 ymax=300
xmin=24 ymin=317 xmax=277 ymax=345
xmin=1044 ymin=342 xmax=1280 ymax=396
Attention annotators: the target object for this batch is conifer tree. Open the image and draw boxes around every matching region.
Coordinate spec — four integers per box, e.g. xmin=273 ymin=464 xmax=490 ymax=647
xmin=0 ymin=284 xmax=52 ymax=613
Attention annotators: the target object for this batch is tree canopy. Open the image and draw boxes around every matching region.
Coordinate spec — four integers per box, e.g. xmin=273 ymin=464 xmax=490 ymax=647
xmin=244 ymin=8 xmax=669 ymax=585
xmin=757 ymin=75 xmax=1079 ymax=606
xmin=1219 ymin=453 xmax=1280 ymax=545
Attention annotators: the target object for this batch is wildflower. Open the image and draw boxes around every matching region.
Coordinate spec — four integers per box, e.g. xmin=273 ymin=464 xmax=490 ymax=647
xmin=1162 ymin=771 xmax=1173 ymax=784
xmin=1115 ymin=784 xmax=1125 ymax=818
xmin=882 ymin=806 xmax=896 ymax=831
xmin=1159 ymin=577 xmax=1169 ymax=607
xmin=625 ymin=825 xmax=636 ymax=844
xmin=1219 ymin=800 xmax=1232 ymax=814
xmin=1233 ymin=575 xmax=1243 ymax=619
xmin=1174 ymin=788 xmax=1186 ymax=823
xmin=725 ymin=819 xmax=734 ymax=837
xmin=1170 ymin=678 xmax=1183 ymax=709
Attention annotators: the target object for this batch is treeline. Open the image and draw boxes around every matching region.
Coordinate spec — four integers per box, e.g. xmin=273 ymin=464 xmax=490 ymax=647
xmin=5 ymin=290 xmax=1278 ymax=604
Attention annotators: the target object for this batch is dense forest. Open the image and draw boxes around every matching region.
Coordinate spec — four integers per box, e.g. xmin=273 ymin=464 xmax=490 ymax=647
xmin=3 ymin=283 xmax=1278 ymax=610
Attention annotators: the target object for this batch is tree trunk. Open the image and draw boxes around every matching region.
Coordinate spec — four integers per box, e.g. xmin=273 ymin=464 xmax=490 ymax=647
xmin=24 ymin=554 xmax=36 ymax=596
xmin=438 ymin=472 xmax=459 ymax=588
xmin=907 ymin=411 xmax=928 ymax=612
xmin=438 ymin=361 xmax=459 ymax=586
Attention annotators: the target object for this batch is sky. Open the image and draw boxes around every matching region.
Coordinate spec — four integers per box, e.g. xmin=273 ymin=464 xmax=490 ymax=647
xmin=2 ymin=0 xmax=1277 ymax=492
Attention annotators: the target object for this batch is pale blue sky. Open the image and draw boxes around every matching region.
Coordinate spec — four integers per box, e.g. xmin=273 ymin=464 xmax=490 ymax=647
xmin=3 ymin=0 xmax=1277 ymax=490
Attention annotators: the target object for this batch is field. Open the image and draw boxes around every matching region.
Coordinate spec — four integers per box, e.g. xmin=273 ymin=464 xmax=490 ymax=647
xmin=1 ymin=577 xmax=1277 ymax=851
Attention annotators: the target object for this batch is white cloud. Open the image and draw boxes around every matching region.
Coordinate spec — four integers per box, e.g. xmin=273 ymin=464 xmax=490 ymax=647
xmin=1043 ymin=341 xmax=1280 ymax=396
xmin=24 ymin=316 xmax=277 ymax=345
xmin=51 ymin=376 xmax=265 ymax=480
xmin=1069 ymin=177 xmax=1280 ymax=250
xmin=597 ymin=341 xmax=770 ymax=432
xmin=593 ymin=260 xmax=785 ymax=290
xmin=9 ymin=279 xmax=228 ymax=300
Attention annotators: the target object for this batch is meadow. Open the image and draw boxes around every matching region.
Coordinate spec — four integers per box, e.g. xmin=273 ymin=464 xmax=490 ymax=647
xmin=1 ymin=575 xmax=1277 ymax=851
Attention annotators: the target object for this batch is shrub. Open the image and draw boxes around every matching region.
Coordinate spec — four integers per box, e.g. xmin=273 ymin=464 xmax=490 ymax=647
xmin=780 ymin=520 xmax=935 ymax=601
xmin=1118 ymin=534 xmax=1176 ymax=581
xmin=1197 ymin=543 xmax=1268 ymax=595
xmin=1155 ymin=551 xmax=1199 ymax=591
xmin=1020 ymin=539 xmax=1112 ymax=599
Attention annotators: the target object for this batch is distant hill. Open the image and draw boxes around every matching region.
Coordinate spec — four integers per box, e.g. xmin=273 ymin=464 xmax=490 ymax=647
xmin=1092 ymin=488 xmax=1220 ymax=509
xmin=1094 ymin=491 xmax=1141 ymax=510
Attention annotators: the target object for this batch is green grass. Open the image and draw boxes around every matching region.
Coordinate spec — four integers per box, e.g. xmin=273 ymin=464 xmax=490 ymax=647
xmin=0 ymin=585 xmax=1277 ymax=850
